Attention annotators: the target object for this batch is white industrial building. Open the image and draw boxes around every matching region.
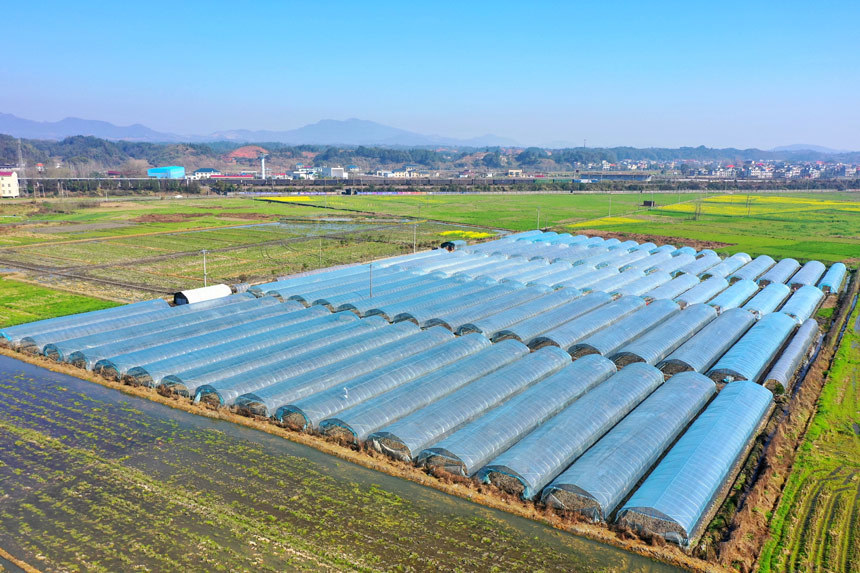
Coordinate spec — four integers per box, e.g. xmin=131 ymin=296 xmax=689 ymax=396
xmin=322 ymin=166 xmax=347 ymax=179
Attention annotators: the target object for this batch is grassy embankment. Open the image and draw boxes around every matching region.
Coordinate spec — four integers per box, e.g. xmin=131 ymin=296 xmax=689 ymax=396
xmin=756 ymin=294 xmax=860 ymax=573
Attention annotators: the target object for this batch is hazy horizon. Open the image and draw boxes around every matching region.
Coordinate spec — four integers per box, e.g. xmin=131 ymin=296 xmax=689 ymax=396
xmin=3 ymin=1 xmax=858 ymax=149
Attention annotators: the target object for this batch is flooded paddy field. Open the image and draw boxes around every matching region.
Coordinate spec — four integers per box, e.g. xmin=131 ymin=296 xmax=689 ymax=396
xmin=0 ymin=355 xmax=677 ymax=572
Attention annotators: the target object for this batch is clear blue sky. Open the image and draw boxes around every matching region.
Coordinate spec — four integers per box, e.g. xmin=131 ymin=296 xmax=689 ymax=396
xmin=2 ymin=0 xmax=858 ymax=149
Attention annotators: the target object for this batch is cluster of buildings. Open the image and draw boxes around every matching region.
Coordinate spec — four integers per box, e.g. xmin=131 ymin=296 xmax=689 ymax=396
xmin=684 ymin=160 xmax=857 ymax=180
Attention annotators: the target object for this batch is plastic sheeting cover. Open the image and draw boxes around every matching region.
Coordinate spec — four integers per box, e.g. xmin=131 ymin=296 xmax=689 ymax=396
xmin=20 ymin=294 xmax=251 ymax=354
xmin=818 ymin=262 xmax=847 ymax=293
xmin=728 ymin=255 xmax=775 ymax=283
xmin=554 ymin=266 xmax=618 ymax=290
xmin=757 ymin=258 xmax=800 ymax=286
xmin=742 ymin=283 xmax=791 ymax=318
xmin=478 ymin=362 xmax=664 ymax=500
xmin=616 ymin=381 xmax=772 ymax=545
xmin=613 ymin=271 xmax=673 ymax=297
xmin=98 ymin=301 xmax=309 ymax=379
xmin=542 ymin=372 xmax=716 ymax=520
xmin=780 ymin=285 xmax=825 ymax=324
xmin=38 ymin=294 xmax=261 ymax=361
xmin=569 ymin=299 xmax=680 ymax=359
xmin=72 ymin=297 xmax=286 ymax=370
xmin=789 ymin=260 xmax=826 ymax=289
xmin=764 ymin=318 xmax=819 ymax=391
xmin=416 ymin=355 xmax=617 ymax=476
xmin=318 ymin=339 xmax=530 ymax=443
xmin=368 ymin=346 xmax=571 ymax=462
xmin=423 ymin=285 xmax=549 ymax=331
xmin=610 ymin=303 xmax=717 ymax=368
xmin=642 ymin=273 xmax=699 ymax=302
xmin=234 ymin=326 xmax=454 ymax=417
xmin=648 ymin=253 xmax=695 ymax=275
xmin=160 ymin=313 xmax=377 ymax=395
xmin=276 ymin=333 xmax=492 ymax=430
xmin=707 ymin=312 xmax=797 ymax=383
xmin=674 ymin=276 xmax=728 ymax=308
xmin=457 ymin=288 xmax=581 ymax=337
xmin=197 ymin=319 xmax=419 ymax=406
xmin=657 ymin=308 xmax=756 ymax=376
xmin=491 ymin=292 xmax=612 ymax=344
xmin=706 ymin=279 xmax=758 ymax=313
xmin=619 ymin=251 xmax=672 ymax=274
xmin=674 ymin=253 xmax=720 ymax=278
xmin=529 ymin=295 xmax=646 ymax=352
xmin=123 ymin=306 xmax=336 ymax=387
xmin=584 ymin=270 xmax=645 ymax=295
xmin=700 ymin=253 xmax=751 ymax=279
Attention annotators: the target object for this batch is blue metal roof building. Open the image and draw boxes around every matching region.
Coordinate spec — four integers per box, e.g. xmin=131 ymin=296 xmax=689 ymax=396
xmin=147 ymin=166 xmax=186 ymax=179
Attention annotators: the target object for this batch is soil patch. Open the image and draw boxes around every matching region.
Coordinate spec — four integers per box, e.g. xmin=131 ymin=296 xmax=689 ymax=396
xmin=574 ymin=229 xmax=733 ymax=250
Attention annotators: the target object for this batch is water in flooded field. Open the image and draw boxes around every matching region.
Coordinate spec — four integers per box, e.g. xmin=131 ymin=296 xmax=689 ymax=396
xmin=0 ymin=355 xmax=678 ymax=572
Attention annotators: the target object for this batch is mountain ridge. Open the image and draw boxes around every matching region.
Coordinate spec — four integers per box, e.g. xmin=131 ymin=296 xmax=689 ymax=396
xmin=0 ymin=113 xmax=518 ymax=147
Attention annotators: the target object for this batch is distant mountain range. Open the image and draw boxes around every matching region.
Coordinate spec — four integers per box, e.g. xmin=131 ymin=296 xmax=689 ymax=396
xmin=0 ymin=113 xmax=518 ymax=147
xmin=770 ymin=144 xmax=850 ymax=154
xmin=1 ymin=113 xmax=856 ymax=153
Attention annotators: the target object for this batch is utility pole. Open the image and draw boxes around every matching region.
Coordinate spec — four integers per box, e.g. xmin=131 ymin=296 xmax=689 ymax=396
xmin=608 ymin=194 xmax=612 ymax=218
xmin=16 ymin=139 xmax=27 ymax=197
xmin=537 ymin=207 xmax=541 ymax=229
xmin=201 ymin=249 xmax=208 ymax=287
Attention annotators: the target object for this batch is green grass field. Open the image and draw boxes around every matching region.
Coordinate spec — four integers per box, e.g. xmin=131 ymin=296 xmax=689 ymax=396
xmin=271 ymin=191 xmax=859 ymax=263
xmin=270 ymin=191 xmax=699 ymax=230
xmin=569 ymin=193 xmax=859 ymax=263
xmin=0 ymin=277 xmax=118 ymax=328
xmin=757 ymin=299 xmax=860 ymax=573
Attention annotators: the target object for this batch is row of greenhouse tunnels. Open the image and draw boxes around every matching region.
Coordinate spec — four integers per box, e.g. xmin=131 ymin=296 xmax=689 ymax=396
xmin=1 ymin=229 xmax=850 ymax=548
